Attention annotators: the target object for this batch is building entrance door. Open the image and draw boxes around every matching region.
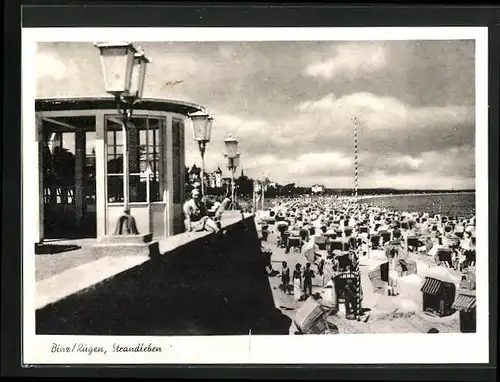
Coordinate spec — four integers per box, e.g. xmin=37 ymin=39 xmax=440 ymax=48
xmin=41 ymin=116 xmax=97 ymax=239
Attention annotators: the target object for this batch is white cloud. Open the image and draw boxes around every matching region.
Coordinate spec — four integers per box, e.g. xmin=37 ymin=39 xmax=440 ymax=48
xmin=296 ymin=92 xmax=472 ymax=132
xmin=287 ymin=152 xmax=352 ymax=176
xmin=304 ymin=43 xmax=388 ymax=80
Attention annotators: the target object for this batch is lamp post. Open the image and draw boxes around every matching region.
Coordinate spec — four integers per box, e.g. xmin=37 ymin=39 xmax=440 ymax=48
xmin=94 ymin=42 xmax=150 ymax=235
xmin=224 ymin=135 xmax=239 ymax=211
xmin=261 ymin=179 xmax=268 ymax=211
xmin=189 ymin=111 xmax=213 ymax=197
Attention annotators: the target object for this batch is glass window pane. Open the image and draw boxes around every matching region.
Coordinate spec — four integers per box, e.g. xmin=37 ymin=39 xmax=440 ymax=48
xmin=147 ymin=129 xmax=154 ymax=148
xmin=140 ymin=129 xmax=147 ymax=146
xmin=107 ymin=155 xmax=123 ymax=174
xmin=62 ymin=133 xmax=75 ymax=154
xmin=130 ymin=174 xmax=146 ymax=202
xmin=107 ymin=175 xmax=123 ymax=203
xmin=115 ymin=130 xmax=123 ymax=146
xmin=86 ymin=132 xmax=96 ymax=156
xmin=149 ymin=174 xmax=162 ymax=202
xmin=107 ymin=131 xmax=115 ymax=146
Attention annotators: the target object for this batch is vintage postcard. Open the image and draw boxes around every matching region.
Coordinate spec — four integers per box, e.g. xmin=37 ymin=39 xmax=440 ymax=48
xmin=22 ymin=27 xmax=489 ymax=364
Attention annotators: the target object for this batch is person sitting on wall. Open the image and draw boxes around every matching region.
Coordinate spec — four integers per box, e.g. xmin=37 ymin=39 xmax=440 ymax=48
xmin=183 ymin=188 xmax=226 ymax=233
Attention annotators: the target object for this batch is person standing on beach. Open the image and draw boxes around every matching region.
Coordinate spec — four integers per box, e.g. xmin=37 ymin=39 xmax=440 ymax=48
xmin=281 ymin=261 xmax=291 ymax=295
xmin=293 ymin=263 xmax=302 ymax=301
xmin=302 ymin=262 xmax=315 ymax=297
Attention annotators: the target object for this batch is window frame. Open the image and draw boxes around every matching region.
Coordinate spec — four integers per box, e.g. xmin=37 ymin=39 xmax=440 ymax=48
xmin=105 ymin=113 xmax=167 ymax=204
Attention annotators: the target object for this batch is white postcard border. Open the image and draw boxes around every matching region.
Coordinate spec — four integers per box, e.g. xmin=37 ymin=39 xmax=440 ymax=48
xmin=22 ymin=27 xmax=489 ymax=365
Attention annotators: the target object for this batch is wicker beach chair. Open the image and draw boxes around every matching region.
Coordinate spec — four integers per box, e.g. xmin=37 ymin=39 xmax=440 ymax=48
xmin=435 ymin=247 xmax=453 ymax=267
xmin=294 ymin=297 xmax=337 ymax=335
xmin=406 ymin=236 xmax=422 ymax=252
xmin=369 ymin=266 xmax=387 ymax=294
xmin=379 ymin=230 xmax=391 ymax=244
xmin=287 ymin=235 xmax=302 ymax=253
xmin=314 ymin=235 xmax=328 ymax=251
xmin=370 ymin=234 xmax=381 ymax=249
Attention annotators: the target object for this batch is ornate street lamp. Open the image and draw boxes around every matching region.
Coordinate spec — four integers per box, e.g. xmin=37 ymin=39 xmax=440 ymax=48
xmin=94 ymin=42 xmax=151 ymax=235
xmin=224 ymin=135 xmax=239 ymax=210
xmin=188 ymin=110 xmax=213 ymax=197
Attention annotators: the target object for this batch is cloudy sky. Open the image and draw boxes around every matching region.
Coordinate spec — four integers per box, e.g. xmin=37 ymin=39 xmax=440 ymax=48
xmin=36 ymin=39 xmax=476 ymax=189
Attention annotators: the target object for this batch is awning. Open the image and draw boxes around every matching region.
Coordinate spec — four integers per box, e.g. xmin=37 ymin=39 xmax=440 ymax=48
xmin=452 ymin=294 xmax=476 ymax=312
xmin=420 ymin=277 xmax=443 ymax=295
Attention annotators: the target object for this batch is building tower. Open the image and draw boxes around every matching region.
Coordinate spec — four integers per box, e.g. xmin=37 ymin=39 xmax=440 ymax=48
xmin=214 ymin=166 xmax=223 ymax=188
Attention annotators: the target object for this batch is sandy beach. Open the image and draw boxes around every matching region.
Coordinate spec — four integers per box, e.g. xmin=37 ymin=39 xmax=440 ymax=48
xmin=257 ymin=194 xmax=476 ymax=335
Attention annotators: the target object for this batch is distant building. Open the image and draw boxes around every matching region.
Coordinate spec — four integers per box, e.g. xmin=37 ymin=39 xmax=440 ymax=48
xmin=311 ymin=184 xmax=325 ymax=194
xmin=188 ymin=163 xmax=201 ymax=183
xmin=209 ymin=166 xmax=223 ymax=188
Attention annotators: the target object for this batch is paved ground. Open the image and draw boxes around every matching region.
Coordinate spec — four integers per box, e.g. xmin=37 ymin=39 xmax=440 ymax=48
xmin=35 ymin=239 xmax=103 ymax=281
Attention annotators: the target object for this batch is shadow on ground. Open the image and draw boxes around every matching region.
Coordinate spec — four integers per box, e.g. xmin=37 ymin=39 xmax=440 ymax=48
xmin=35 ymin=243 xmax=82 ymax=255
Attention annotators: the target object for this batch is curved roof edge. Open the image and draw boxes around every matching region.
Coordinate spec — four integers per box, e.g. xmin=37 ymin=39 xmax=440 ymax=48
xmin=35 ymin=96 xmax=206 ymax=116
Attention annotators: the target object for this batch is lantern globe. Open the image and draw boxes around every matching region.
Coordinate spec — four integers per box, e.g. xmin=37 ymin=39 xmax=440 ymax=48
xmin=94 ymin=42 xmax=137 ymax=96
xmin=188 ymin=110 xmax=211 ymax=142
xmin=206 ymin=114 xmax=214 ymax=142
xmin=129 ymin=51 xmax=151 ymax=100
xmin=224 ymin=135 xmax=239 ymax=158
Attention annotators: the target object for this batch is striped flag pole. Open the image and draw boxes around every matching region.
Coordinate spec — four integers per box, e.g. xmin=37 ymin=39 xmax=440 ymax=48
xmin=353 ymin=117 xmax=359 ymax=214
xmin=352 ymin=116 xmax=362 ymax=320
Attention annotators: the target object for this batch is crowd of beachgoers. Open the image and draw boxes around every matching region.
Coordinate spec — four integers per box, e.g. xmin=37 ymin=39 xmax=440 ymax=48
xmin=265 ymin=195 xmax=476 ymax=268
xmin=256 ymin=195 xmax=476 ymax=333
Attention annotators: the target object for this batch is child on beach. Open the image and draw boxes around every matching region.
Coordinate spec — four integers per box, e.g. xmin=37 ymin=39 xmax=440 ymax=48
xmin=293 ymin=264 xmax=302 ymax=301
xmin=281 ymin=261 xmax=291 ymax=295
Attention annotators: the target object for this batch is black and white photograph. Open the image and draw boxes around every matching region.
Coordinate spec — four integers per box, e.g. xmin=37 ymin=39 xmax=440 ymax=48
xmin=22 ymin=27 xmax=489 ymax=364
